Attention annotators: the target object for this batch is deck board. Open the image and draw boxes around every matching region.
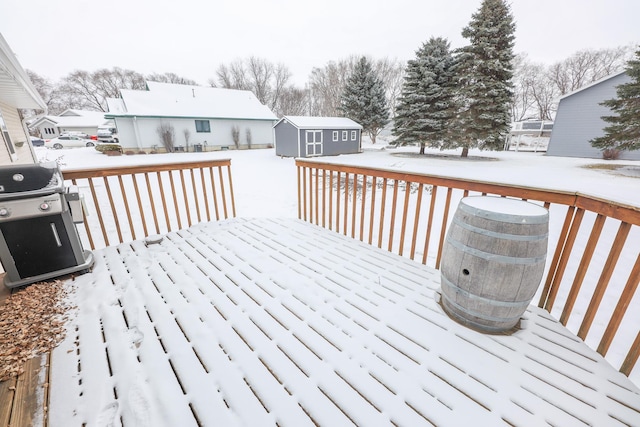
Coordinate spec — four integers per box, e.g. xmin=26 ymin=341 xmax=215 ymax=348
xmin=0 ymin=275 xmax=51 ymax=427
xmin=0 ymin=376 xmax=17 ymax=426
xmin=45 ymin=218 xmax=640 ymax=426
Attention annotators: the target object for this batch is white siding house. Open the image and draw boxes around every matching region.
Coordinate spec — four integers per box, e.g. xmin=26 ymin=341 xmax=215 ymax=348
xmin=106 ymin=82 xmax=277 ymax=152
xmin=29 ymin=109 xmax=110 ymax=139
xmin=0 ymin=33 xmax=47 ymax=165
xmin=547 ymin=71 xmax=640 ymax=160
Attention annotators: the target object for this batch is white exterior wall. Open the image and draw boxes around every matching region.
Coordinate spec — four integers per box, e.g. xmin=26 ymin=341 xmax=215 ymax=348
xmin=0 ymin=100 xmax=36 ymax=165
xmin=116 ymin=117 xmax=275 ymax=150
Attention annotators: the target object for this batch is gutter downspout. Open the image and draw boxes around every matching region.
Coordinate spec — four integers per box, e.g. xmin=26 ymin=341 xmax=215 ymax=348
xmin=133 ymin=116 xmax=142 ymax=150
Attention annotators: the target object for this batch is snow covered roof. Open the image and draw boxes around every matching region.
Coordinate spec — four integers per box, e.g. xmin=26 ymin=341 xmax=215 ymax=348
xmin=59 ymin=109 xmax=91 ymax=117
xmin=277 ymin=116 xmax=362 ymax=129
xmin=29 ymin=110 xmax=109 ymax=128
xmin=106 ymin=81 xmax=277 ymax=121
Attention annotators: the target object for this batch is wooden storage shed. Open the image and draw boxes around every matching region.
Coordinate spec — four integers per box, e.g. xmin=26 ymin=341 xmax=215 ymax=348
xmin=274 ymin=116 xmax=362 ymax=158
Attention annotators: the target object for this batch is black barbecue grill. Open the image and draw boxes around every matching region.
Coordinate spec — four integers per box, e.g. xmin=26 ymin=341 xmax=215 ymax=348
xmin=0 ymin=162 xmax=93 ymax=288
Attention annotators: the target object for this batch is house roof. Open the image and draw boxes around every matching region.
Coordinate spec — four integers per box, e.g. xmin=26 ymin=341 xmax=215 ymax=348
xmin=558 ymin=70 xmax=628 ymax=101
xmin=106 ymin=81 xmax=277 ymax=121
xmin=59 ymin=109 xmax=88 ymax=117
xmin=0 ymin=33 xmax=46 ymax=110
xmin=276 ymin=116 xmax=362 ymax=129
xmin=29 ymin=110 xmax=108 ymax=128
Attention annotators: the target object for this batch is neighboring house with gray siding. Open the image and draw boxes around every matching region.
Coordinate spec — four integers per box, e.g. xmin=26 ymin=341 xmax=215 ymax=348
xmin=547 ymin=71 xmax=640 ymax=160
xmin=274 ymin=116 xmax=362 ymax=158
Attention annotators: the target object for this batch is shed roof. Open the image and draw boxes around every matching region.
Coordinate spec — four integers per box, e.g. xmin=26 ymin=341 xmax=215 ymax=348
xmin=106 ymin=81 xmax=277 ymax=121
xmin=277 ymin=116 xmax=362 ymax=129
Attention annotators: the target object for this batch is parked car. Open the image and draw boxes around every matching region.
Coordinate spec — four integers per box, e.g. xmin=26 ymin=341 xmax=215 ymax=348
xmin=30 ymin=136 xmax=45 ymax=147
xmin=97 ymin=128 xmax=119 ymax=143
xmin=63 ymin=131 xmax=92 ymax=139
xmin=45 ymin=135 xmax=96 ymax=149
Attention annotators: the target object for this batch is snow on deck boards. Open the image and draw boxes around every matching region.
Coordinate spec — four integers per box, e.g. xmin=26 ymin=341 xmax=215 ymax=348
xmin=48 ymin=218 xmax=640 ymax=426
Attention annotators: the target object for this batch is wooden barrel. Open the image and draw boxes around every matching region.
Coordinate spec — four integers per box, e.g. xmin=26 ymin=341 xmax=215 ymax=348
xmin=440 ymin=196 xmax=549 ymax=333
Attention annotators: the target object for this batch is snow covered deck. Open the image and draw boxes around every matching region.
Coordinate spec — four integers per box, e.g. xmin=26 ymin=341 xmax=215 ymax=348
xmin=48 ymin=218 xmax=640 ymax=426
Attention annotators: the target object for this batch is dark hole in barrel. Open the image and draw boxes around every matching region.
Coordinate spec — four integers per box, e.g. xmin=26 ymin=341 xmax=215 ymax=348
xmin=462 ymin=269 xmax=470 ymax=276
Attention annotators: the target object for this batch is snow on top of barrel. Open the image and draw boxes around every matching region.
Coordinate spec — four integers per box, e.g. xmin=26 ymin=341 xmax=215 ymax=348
xmin=462 ymin=196 xmax=548 ymax=217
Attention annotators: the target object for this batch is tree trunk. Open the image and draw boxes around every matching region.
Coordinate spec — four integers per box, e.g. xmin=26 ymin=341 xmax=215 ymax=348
xmin=370 ymin=131 xmax=376 ymax=145
xmin=461 ymin=147 xmax=469 ymax=158
xmin=419 ymin=143 xmax=425 ymax=155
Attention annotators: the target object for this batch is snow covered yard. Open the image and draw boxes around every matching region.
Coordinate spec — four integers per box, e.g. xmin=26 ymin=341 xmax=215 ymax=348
xmin=36 ymin=139 xmax=640 ymax=213
xmin=27 ymin=143 xmax=640 ymax=425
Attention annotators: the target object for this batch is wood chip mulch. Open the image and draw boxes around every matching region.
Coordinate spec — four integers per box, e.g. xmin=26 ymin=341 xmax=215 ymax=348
xmin=0 ymin=280 xmax=73 ymax=382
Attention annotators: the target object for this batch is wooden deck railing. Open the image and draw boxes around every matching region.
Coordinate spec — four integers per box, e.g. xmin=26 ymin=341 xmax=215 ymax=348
xmin=296 ymin=158 xmax=640 ymax=378
xmin=63 ymin=159 xmax=236 ymax=250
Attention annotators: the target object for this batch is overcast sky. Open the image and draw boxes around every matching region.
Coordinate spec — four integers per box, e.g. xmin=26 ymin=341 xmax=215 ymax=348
xmin=1 ymin=0 xmax=638 ymax=87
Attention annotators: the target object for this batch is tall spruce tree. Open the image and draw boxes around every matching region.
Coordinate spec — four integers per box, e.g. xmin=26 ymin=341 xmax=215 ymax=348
xmin=455 ymin=0 xmax=516 ymax=157
xmin=393 ymin=37 xmax=457 ymax=154
xmin=340 ymin=57 xmax=389 ymax=144
xmin=590 ymin=48 xmax=640 ymax=154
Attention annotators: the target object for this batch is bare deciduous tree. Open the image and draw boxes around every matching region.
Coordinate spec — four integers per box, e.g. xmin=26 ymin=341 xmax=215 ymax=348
xmin=213 ymin=61 xmax=249 ymax=90
xmin=247 ymin=56 xmax=273 ymax=105
xmin=183 ymin=128 xmax=191 ymax=151
xmin=511 ymin=46 xmax=632 ymax=122
xmin=372 ymin=57 xmax=405 ymax=118
xmin=25 ymin=70 xmax=62 ymax=115
xmin=231 ymin=125 xmax=240 ymax=149
xmin=275 ymin=87 xmax=308 ymax=116
xmin=213 ymin=57 xmax=293 ymax=114
xmin=510 ymin=54 xmax=536 ymax=121
xmin=146 ymin=72 xmax=197 ymax=85
xmin=27 ymin=68 xmax=196 ymax=115
xmin=548 ymin=46 xmax=634 ymax=96
xmin=245 ymin=128 xmax=252 ymax=149
xmin=157 ymin=121 xmax=175 ymax=152
xmin=270 ymin=63 xmax=292 ymax=112
xmin=59 ymin=67 xmax=146 ymax=111
xmin=308 ymin=60 xmax=352 ymax=116
xmin=511 ymin=55 xmax=558 ymax=121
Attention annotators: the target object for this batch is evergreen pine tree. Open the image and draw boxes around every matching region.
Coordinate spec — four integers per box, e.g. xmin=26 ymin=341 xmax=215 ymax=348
xmin=590 ymin=48 xmax=640 ymax=154
xmin=455 ymin=0 xmax=516 ymax=157
xmin=393 ymin=37 xmax=457 ymax=154
xmin=340 ymin=57 xmax=389 ymax=144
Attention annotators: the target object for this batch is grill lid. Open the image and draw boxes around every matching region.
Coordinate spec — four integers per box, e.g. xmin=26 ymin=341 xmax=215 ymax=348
xmin=0 ymin=162 xmax=64 ymax=199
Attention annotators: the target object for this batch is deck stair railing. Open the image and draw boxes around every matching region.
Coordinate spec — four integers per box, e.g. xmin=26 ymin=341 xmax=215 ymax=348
xmin=296 ymin=158 xmax=640 ymax=379
xmin=63 ymin=159 xmax=236 ymax=250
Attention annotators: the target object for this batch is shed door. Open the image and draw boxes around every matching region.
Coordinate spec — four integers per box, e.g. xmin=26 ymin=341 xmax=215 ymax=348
xmin=305 ymin=130 xmax=322 ymax=156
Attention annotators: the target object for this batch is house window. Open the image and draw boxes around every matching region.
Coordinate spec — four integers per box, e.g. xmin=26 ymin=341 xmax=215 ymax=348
xmin=342 ymin=131 xmax=347 ymax=141
xmin=45 ymin=127 xmax=55 ymax=135
xmin=0 ymin=110 xmax=15 ymax=155
xmin=351 ymin=131 xmax=356 ymax=141
xmin=195 ymin=120 xmax=210 ymax=133
xmin=332 ymin=131 xmax=338 ymax=142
